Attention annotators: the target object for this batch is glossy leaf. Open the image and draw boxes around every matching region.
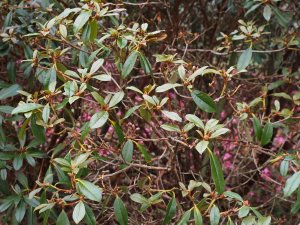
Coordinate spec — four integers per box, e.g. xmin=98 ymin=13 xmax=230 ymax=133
xmin=191 ymin=90 xmax=217 ymax=113
xmin=122 ymin=51 xmax=139 ymax=79
xmin=237 ymin=47 xmax=252 ymax=71
xmin=260 ymin=122 xmax=273 ymax=146
xmin=209 ymin=151 xmax=225 ymax=194
xmin=114 ymin=197 xmax=128 ymax=225
xmin=122 ymin=140 xmax=134 ymax=163
xmin=283 ymin=172 xmax=300 ymax=197
xmin=163 ymin=196 xmax=177 ymax=225
xmin=73 ymin=201 xmax=86 ymax=224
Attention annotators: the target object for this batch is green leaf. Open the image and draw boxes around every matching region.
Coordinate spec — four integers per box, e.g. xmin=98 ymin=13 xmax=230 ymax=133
xmin=283 ymin=172 xmax=300 ymax=197
xmin=73 ymin=201 xmax=86 ymax=224
xmin=177 ymin=210 xmax=191 ymax=225
xmin=7 ymin=61 xmax=16 ymax=83
xmin=135 ymin=143 xmax=151 ymax=163
xmin=15 ymin=201 xmax=26 ymax=223
xmin=185 ymin=114 xmax=204 ymax=129
xmin=130 ymin=193 xmax=148 ymax=204
xmin=57 ymin=210 xmax=70 ymax=225
xmin=13 ymin=155 xmax=23 ymax=170
xmin=12 ymin=103 xmax=43 ymax=114
xmin=123 ymin=105 xmax=141 ymax=119
xmin=242 ymin=216 xmax=256 ymax=225
xmin=191 ymin=90 xmax=217 ymax=113
xmin=156 ymin=83 xmax=182 ymax=93
xmin=42 ymin=104 xmax=50 ymax=123
xmin=237 ymin=47 xmax=252 ymax=71
xmin=260 ymin=122 xmax=273 ymax=146
xmin=160 ymin=124 xmax=181 ymax=133
xmin=31 ymin=114 xmax=46 ymax=143
xmin=109 ymin=91 xmax=125 ymax=108
xmin=252 ymin=116 xmax=262 ymax=141
xmin=280 ymin=159 xmax=289 ymax=177
xmin=73 ymin=10 xmax=92 ymax=33
xmin=90 ymin=58 xmax=104 ymax=75
xmin=0 ymin=84 xmax=21 ymax=100
xmin=224 ymin=191 xmax=243 ymax=202
xmin=89 ymin=111 xmax=109 ymax=129
xmin=209 ymin=151 xmax=225 ymax=194
xmin=263 ymin=5 xmax=272 ymax=21
xmin=77 ymin=179 xmax=102 ymax=202
xmin=162 ymin=110 xmax=182 ymax=122
xmin=210 ymin=205 xmax=220 ymax=225
xmin=114 ymin=197 xmax=128 ymax=225
xmin=117 ymin=38 xmax=128 ymax=49
xmin=193 ymin=207 xmax=203 ymax=225
xmin=122 ymin=140 xmax=133 ymax=163
xmin=91 ymin=92 xmax=105 ymax=106
xmin=238 ymin=206 xmax=250 ymax=218
xmin=83 ymin=204 xmax=96 ymax=225
xmin=291 ymin=187 xmax=300 ymax=214
xmin=195 ymin=141 xmax=209 ymax=155
xmin=210 ymin=128 xmax=230 ymax=138
xmin=122 ymin=51 xmax=139 ymax=79
xmin=89 ymin=20 xmax=98 ymax=42
xmin=163 ymin=196 xmax=177 ymax=225
xmin=257 ymin=216 xmax=271 ymax=225
xmin=139 ymin=53 xmax=152 ymax=75
xmin=270 ymin=5 xmax=291 ymax=27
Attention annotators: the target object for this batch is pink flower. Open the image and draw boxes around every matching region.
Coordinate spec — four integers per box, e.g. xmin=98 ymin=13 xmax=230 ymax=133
xmin=223 ymin=153 xmax=232 ymax=161
xmin=261 ymin=168 xmax=271 ymax=181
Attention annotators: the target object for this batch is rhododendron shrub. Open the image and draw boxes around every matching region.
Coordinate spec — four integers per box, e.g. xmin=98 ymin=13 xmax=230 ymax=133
xmin=0 ymin=0 xmax=299 ymax=224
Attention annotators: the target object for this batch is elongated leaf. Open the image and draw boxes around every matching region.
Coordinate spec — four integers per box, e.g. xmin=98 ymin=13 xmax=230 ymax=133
xmin=139 ymin=53 xmax=152 ymax=75
xmin=283 ymin=172 xmax=300 ymax=197
xmin=253 ymin=116 xmax=262 ymax=141
xmin=90 ymin=58 xmax=104 ymax=75
xmin=123 ymin=105 xmax=141 ymax=119
xmin=263 ymin=5 xmax=272 ymax=21
xmin=114 ymin=197 xmax=128 ymax=225
xmin=162 ymin=110 xmax=182 ymax=122
xmin=260 ymin=122 xmax=273 ymax=146
xmin=77 ymin=179 xmax=102 ymax=202
xmin=0 ymin=84 xmax=21 ymax=100
xmin=73 ymin=10 xmax=92 ymax=33
xmin=209 ymin=151 xmax=225 ymax=194
xmin=122 ymin=51 xmax=139 ymax=79
xmin=109 ymin=91 xmax=125 ymax=108
xmin=57 ymin=210 xmax=70 ymax=225
xmin=73 ymin=201 xmax=86 ymax=224
xmin=237 ymin=47 xmax=252 ymax=71
xmin=195 ymin=141 xmax=209 ymax=155
xmin=238 ymin=206 xmax=250 ymax=218
xmin=130 ymin=193 xmax=148 ymax=204
xmin=15 ymin=201 xmax=26 ymax=222
xmin=89 ymin=111 xmax=109 ymax=129
xmin=12 ymin=103 xmax=43 ymax=114
xmin=163 ymin=196 xmax=177 ymax=225
xmin=210 ymin=205 xmax=220 ymax=225
xmin=122 ymin=140 xmax=133 ymax=163
xmin=270 ymin=5 xmax=291 ymax=27
xmin=160 ymin=124 xmax=181 ymax=132
xmin=156 ymin=83 xmax=182 ymax=93
xmin=83 ymin=204 xmax=96 ymax=225
xmin=135 ymin=143 xmax=151 ymax=163
xmin=194 ymin=207 xmax=203 ymax=225
xmin=224 ymin=191 xmax=243 ymax=202
xmin=191 ymin=90 xmax=217 ymax=113
xmin=31 ymin=114 xmax=46 ymax=143
xmin=177 ymin=210 xmax=191 ymax=225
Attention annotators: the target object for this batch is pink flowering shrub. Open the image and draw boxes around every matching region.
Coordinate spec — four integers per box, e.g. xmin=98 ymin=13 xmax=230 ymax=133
xmin=0 ymin=0 xmax=300 ymax=224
